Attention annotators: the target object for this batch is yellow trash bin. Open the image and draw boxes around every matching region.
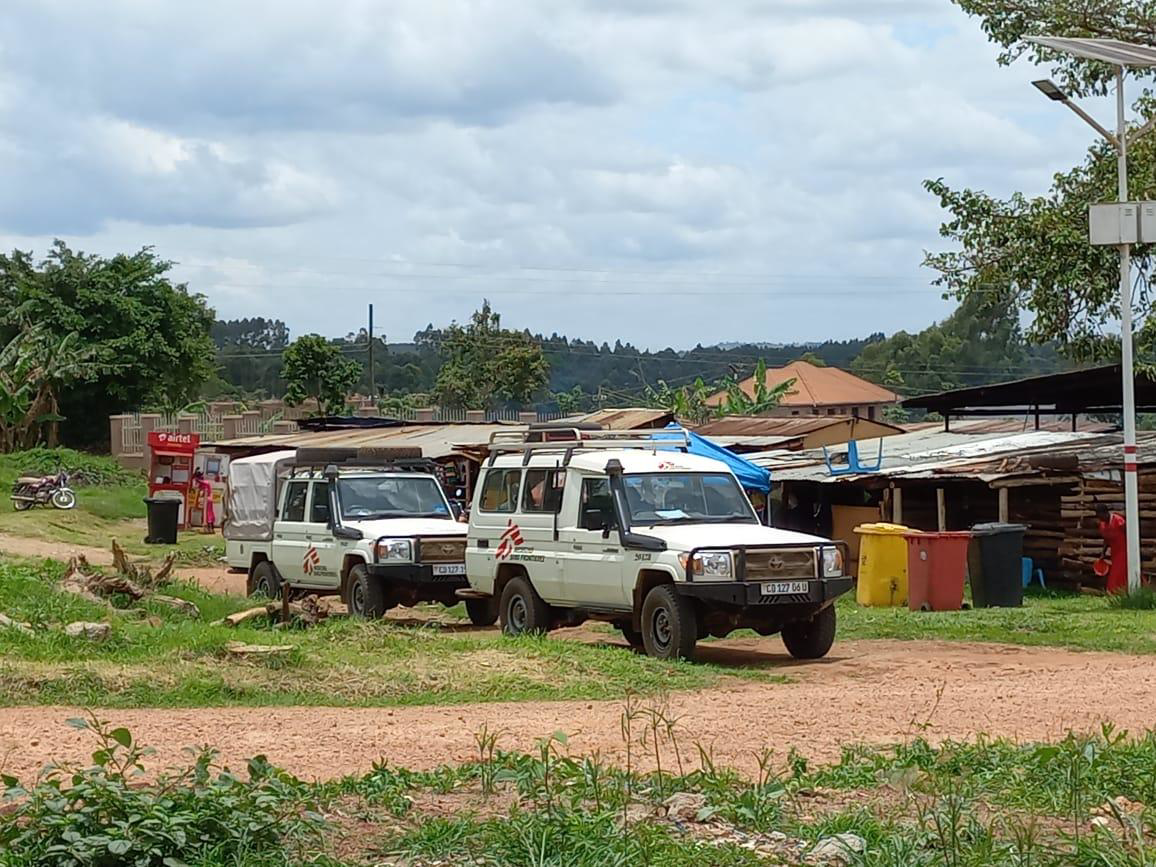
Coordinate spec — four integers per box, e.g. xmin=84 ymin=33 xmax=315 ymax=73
xmin=854 ymin=523 xmax=910 ymax=607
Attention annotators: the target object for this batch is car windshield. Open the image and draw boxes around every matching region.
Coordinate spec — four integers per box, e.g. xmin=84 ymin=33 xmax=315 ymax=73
xmin=623 ymin=473 xmax=757 ymax=525
xmin=337 ymin=476 xmax=451 ymax=520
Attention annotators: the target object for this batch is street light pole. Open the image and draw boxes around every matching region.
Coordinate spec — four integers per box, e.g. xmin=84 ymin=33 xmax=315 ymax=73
xmin=1026 ymin=36 xmax=1156 ymax=594
xmin=1116 ymin=68 xmax=1142 ymax=593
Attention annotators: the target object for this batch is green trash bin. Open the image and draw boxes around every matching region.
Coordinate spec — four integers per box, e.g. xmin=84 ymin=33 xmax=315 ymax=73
xmin=968 ymin=523 xmax=1027 ymax=608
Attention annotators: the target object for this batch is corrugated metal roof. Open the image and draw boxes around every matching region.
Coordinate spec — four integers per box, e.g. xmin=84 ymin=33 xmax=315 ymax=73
xmin=695 ymin=415 xmax=903 ymax=437
xmin=560 ymin=408 xmax=675 ymax=430
xmin=209 ymin=423 xmax=519 ymax=459
xmin=747 ymin=428 xmax=1127 ymax=484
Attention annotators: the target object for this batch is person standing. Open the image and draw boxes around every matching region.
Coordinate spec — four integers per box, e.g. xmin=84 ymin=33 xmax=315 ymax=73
xmin=1095 ymin=502 xmax=1128 ymax=594
xmin=193 ymin=468 xmax=216 ymax=534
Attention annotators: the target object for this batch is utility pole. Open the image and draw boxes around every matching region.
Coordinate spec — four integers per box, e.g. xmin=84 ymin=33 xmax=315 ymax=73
xmin=1027 ymin=36 xmax=1156 ymax=594
xmin=367 ymin=304 xmax=375 ymax=407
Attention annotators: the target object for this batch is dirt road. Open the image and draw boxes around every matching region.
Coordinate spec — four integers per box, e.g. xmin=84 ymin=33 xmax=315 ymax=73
xmin=4 ymin=638 xmax=1154 ymax=782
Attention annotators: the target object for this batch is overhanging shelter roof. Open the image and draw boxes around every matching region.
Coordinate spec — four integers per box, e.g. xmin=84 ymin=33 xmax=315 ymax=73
xmin=903 ymin=365 xmax=1156 ymax=416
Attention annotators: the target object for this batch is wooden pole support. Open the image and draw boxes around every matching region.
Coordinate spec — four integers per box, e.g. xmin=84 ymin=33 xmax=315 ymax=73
xmin=999 ymin=488 xmax=1010 ymax=523
xmin=937 ymin=488 xmax=946 ymax=532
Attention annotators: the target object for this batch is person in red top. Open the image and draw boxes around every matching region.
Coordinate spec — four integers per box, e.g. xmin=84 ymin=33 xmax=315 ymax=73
xmin=193 ymin=468 xmax=216 ymax=534
xmin=1095 ymin=502 xmax=1128 ymax=594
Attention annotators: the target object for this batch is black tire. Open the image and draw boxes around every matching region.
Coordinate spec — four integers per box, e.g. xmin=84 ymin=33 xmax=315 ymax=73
xmin=499 ymin=576 xmax=551 ymax=636
xmin=618 ymin=623 xmax=645 ymax=649
xmin=347 ymin=564 xmax=390 ymax=619
xmin=781 ymin=605 xmax=837 ymax=660
xmin=12 ymin=498 xmax=33 ymax=511
xmin=640 ymin=584 xmax=698 ymax=661
xmin=465 ymin=597 xmax=499 ymax=627
xmin=248 ymin=561 xmax=282 ymax=599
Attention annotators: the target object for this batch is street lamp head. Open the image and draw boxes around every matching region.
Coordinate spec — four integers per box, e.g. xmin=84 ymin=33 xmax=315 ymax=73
xmin=1032 ymin=79 xmax=1068 ymax=101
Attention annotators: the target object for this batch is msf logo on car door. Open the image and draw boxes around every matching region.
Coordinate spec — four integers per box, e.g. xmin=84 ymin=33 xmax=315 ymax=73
xmin=303 ymin=546 xmax=321 ymax=575
xmin=495 ymin=520 xmax=524 ymax=561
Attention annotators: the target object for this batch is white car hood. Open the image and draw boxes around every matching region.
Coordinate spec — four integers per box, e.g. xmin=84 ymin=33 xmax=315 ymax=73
xmin=632 ymin=522 xmax=828 ymax=552
xmin=344 ymin=517 xmax=466 ymax=538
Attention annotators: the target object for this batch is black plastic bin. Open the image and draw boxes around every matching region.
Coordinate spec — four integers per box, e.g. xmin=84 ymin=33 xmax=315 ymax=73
xmin=143 ymin=497 xmax=180 ymax=545
xmin=967 ymin=522 xmax=1027 ymax=608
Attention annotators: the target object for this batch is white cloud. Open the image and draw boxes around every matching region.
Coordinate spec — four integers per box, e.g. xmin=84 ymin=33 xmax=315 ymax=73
xmin=0 ymin=0 xmax=1118 ymax=346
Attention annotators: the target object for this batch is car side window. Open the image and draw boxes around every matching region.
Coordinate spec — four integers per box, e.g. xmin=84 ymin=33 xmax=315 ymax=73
xmin=522 ymin=469 xmax=564 ymax=513
xmin=579 ymin=477 xmax=615 ymax=531
xmin=282 ymin=481 xmax=308 ymax=522
xmin=310 ymin=481 xmax=331 ymax=524
xmin=479 ymin=469 xmax=521 ymax=513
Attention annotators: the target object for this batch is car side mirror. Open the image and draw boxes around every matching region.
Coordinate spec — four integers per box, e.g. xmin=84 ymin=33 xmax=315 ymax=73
xmin=450 ymin=503 xmax=463 ymax=521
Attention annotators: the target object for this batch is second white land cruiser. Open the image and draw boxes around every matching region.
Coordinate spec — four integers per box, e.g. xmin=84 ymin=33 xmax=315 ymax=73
xmin=225 ymin=447 xmax=497 ymax=625
xmin=462 ymin=427 xmax=853 ymax=661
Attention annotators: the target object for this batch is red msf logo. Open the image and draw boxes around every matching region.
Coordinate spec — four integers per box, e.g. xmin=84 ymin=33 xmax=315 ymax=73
xmin=303 ymin=546 xmax=320 ymax=574
xmin=495 ymin=520 xmax=523 ymax=561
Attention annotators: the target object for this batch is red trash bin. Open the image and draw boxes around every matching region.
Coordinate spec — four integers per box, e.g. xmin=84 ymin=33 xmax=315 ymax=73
xmin=905 ymin=531 xmax=971 ymax=612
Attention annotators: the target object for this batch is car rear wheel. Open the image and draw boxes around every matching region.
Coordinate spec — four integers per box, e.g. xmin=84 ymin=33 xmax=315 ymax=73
xmin=781 ymin=605 xmax=836 ymax=660
xmin=248 ymin=561 xmax=282 ymax=600
xmin=465 ymin=597 xmax=499 ymax=627
xmin=348 ymin=564 xmax=391 ymax=619
xmin=640 ymin=584 xmax=698 ymax=661
xmin=499 ymin=576 xmax=551 ymax=636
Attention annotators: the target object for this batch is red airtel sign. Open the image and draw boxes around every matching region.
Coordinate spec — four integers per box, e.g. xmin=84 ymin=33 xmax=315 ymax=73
xmin=147 ymin=431 xmax=200 ymax=453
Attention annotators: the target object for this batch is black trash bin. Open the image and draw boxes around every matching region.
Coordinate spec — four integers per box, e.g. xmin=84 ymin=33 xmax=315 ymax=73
xmin=143 ymin=497 xmax=180 ymax=545
xmin=968 ymin=522 xmax=1027 ymax=607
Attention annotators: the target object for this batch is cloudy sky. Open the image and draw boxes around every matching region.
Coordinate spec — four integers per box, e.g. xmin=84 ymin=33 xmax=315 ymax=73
xmin=0 ymin=0 xmax=1106 ymax=348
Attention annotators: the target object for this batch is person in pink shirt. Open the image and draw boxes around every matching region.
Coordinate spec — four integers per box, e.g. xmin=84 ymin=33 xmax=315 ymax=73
xmin=193 ymin=468 xmax=216 ymax=534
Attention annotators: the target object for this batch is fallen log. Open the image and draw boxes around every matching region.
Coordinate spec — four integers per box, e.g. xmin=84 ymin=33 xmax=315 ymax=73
xmin=225 ymin=641 xmax=294 ymax=659
xmin=150 ymin=595 xmax=201 ymax=619
xmin=0 ymin=613 xmax=34 ymax=635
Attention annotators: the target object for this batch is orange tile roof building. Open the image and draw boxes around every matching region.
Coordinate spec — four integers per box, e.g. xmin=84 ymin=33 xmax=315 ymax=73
xmin=706 ymin=360 xmax=898 ymax=420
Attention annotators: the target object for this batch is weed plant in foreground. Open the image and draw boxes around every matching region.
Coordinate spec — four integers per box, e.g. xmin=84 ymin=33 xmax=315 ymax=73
xmin=4 ymin=706 xmax=1156 ymax=866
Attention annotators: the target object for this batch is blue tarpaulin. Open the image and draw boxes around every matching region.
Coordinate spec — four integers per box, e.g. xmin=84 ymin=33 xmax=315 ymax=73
xmin=652 ymin=424 xmax=771 ymax=492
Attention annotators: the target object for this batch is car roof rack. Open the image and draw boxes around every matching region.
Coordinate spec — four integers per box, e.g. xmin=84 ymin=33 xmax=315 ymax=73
xmin=290 ymin=446 xmax=441 ymax=476
xmin=485 ymin=427 xmax=692 ymax=466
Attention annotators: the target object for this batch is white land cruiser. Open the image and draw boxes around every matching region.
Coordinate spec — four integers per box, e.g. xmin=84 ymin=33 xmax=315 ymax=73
xmin=224 ymin=447 xmax=495 ymax=624
xmin=463 ymin=428 xmax=853 ymax=660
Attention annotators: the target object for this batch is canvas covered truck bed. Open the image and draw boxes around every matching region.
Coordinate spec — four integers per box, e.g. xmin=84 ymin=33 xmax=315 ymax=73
xmin=222 ymin=450 xmax=296 ymax=543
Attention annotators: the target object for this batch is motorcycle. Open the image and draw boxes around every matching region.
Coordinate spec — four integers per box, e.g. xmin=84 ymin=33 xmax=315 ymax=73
xmin=10 ymin=471 xmax=77 ymax=511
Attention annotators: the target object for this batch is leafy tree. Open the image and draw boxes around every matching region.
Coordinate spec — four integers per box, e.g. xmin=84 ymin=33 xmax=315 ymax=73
xmin=0 ymin=242 xmax=216 ymax=446
xmin=282 ymin=335 xmax=362 ymax=416
xmin=552 ymin=385 xmax=591 ymax=416
xmin=797 ymin=352 xmax=827 ymax=367
xmin=926 ymin=1 xmax=1156 ymax=362
xmin=433 ymin=301 xmax=550 ymax=409
xmin=211 ymin=318 xmax=289 ymax=351
xmin=644 ymin=378 xmax=716 ymax=425
xmin=644 ymin=360 xmax=795 ymax=424
xmin=0 ymin=325 xmax=103 ymax=451
xmin=851 ymin=293 xmax=1060 ymax=398
xmin=715 ymin=360 xmax=797 ymax=415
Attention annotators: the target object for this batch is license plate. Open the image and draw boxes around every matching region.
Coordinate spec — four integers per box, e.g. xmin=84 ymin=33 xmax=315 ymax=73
xmin=432 ymin=563 xmax=466 ymax=576
xmin=762 ymin=580 xmax=810 ymax=596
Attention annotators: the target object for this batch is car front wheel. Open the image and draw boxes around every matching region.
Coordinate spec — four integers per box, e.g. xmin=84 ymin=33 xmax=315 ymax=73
xmin=640 ymin=584 xmax=698 ymax=661
xmin=347 ymin=564 xmax=391 ymax=619
xmin=780 ymin=605 xmax=836 ymax=659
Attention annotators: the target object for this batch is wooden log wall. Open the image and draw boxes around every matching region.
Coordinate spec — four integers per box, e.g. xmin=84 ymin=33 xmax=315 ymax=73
xmin=1059 ymin=472 xmax=1156 ymax=587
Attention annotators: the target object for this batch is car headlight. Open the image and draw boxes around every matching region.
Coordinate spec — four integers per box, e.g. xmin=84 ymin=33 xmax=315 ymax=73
xmin=678 ymin=550 xmax=733 ymax=580
xmin=375 ymin=538 xmax=413 ymax=562
xmin=822 ymin=546 xmax=843 ymax=577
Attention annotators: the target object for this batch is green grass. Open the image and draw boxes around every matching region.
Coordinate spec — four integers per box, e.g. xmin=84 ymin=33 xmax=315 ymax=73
xmin=9 ymin=716 xmax=1156 ymax=866
xmin=835 ymin=591 xmax=1156 ymax=654
xmin=0 ymin=558 xmax=783 ymax=708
